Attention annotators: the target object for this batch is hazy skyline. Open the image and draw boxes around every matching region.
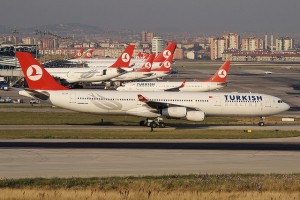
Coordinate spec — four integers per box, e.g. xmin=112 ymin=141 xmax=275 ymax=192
xmin=1 ymin=0 xmax=300 ymax=34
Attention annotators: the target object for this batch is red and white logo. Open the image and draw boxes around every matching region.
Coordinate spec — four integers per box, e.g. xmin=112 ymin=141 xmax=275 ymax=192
xmin=77 ymin=52 xmax=82 ymax=57
xmin=164 ymin=61 xmax=171 ymax=68
xmin=26 ymin=65 xmax=43 ymax=81
xmin=86 ymin=52 xmax=92 ymax=57
xmin=145 ymin=62 xmax=152 ymax=69
xmin=218 ymin=69 xmax=227 ymax=78
xmin=163 ymin=50 xmax=171 ymax=58
xmin=121 ymin=53 xmax=130 ymax=62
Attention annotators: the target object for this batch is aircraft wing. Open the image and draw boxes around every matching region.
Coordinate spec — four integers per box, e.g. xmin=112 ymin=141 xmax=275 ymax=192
xmin=164 ymin=80 xmax=186 ymax=92
xmin=137 ymin=93 xmax=198 ymax=110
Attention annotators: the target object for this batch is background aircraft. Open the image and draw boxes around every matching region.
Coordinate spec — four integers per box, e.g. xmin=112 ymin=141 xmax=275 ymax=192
xmin=45 ymin=45 xmax=135 ymax=83
xmin=117 ymin=61 xmax=230 ymax=92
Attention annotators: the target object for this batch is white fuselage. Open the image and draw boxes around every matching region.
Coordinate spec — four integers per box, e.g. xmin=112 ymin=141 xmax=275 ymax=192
xmin=69 ymin=58 xmax=143 ymax=68
xmin=141 ymin=71 xmax=169 ymax=80
xmin=112 ymin=71 xmax=153 ymax=81
xmin=117 ymin=82 xmax=226 ymax=92
xmin=69 ymin=58 xmax=162 ymax=69
xmin=28 ymin=90 xmax=290 ymax=119
xmin=45 ymin=67 xmax=128 ymax=83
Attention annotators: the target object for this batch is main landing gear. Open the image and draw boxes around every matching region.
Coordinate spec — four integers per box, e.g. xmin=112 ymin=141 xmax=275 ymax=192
xmin=139 ymin=117 xmax=166 ymax=128
xmin=258 ymin=116 xmax=265 ymax=126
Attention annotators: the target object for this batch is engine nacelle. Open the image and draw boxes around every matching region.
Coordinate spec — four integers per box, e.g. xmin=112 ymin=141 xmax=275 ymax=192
xmin=186 ymin=111 xmax=205 ymax=121
xmin=161 ymin=107 xmax=187 ymax=118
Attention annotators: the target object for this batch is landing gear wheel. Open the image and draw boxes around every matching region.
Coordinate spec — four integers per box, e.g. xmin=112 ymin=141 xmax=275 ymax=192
xmin=150 ymin=122 xmax=157 ymax=128
xmin=139 ymin=120 xmax=145 ymax=126
xmin=258 ymin=122 xmax=265 ymax=126
xmin=159 ymin=122 xmax=166 ymax=128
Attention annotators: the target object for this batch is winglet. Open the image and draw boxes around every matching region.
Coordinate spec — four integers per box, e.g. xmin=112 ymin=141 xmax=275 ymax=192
xmin=109 ymin=45 xmax=135 ymax=68
xmin=138 ymin=94 xmax=149 ymax=102
xmin=180 ymin=80 xmax=186 ymax=88
xmin=153 ymin=42 xmax=177 ymax=62
xmin=203 ymin=61 xmax=230 ymax=82
xmin=16 ymin=52 xmax=69 ymax=91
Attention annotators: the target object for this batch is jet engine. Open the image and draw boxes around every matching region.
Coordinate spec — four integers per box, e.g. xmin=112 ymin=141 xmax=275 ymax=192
xmin=161 ymin=107 xmax=187 ymax=118
xmin=186 ymin=111 xmax=205 ymax=121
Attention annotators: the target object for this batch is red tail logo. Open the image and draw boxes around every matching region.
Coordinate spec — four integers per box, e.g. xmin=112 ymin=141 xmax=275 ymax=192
xmin=83 ymin=49 xmax=94 ymax=58
xmin=27 ymin=65 xmax=43 ymax=81
xmin=74 ymin=49 xmax=84 ymax=58
xmin=217 ymin=69 xmax=227 ymax=78
xmin=153 ymin=54 xmax=173 ymax=72
xmin=136 ymin=54 xmax=155 ymax=72
xmin=121 ymin=53 xmax=130 ymax=62
xmin=144 ymin=62 xmax=152 ymax=69
xmin=204 ymin=61 xmax=230 ymax=82
xmin=163 ymin=50 xmax=171 ymax=58
xmin=153 ymin=42 xmax=176 ymax=62
xmin=109 ymin=45 xmax=135 ymax=68
xmin=16 ymin=52 xmax=69 ymax=90
xmin=164 ymin=61 xmax=171 ymax=68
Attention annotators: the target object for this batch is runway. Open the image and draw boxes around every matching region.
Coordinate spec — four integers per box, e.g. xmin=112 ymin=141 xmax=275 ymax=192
xmin=0 ymin=138 xmax=300 ymax=178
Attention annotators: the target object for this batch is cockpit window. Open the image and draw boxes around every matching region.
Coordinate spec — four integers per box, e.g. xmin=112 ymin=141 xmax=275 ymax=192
xmin=278 ymin=100 xmax=283 ymax=103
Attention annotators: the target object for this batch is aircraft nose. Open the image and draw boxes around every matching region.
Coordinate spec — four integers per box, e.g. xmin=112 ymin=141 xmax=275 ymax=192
xmin=283 ymin=103 xmax=290 ymax=111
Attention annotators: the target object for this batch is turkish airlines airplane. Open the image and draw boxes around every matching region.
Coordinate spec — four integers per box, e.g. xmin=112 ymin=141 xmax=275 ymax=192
xmin=16 ymin=52 xmax=290 ymax=127
xmin=141 ymin=54 xmax=173 ymax=80
xmin=117 ymin=61 xmax=230 ymax=92
xmin=68 ymin=42 xmax=177 ymax=69
xmin=73 ymin=49 xmax=84 ymax=59
xmin=111 ymin=54 xmax=156 ymax=81
xmin=44 ymin=45 xmax=135 ymax=83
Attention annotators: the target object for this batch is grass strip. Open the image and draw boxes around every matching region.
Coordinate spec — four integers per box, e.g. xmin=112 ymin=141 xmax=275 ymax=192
xmin=0 ymin=174 xmax=300 ymax=192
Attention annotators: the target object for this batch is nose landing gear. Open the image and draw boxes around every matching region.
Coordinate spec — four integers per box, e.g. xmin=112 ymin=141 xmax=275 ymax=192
xmin=258 ymin=117 xmax=265 ymax=126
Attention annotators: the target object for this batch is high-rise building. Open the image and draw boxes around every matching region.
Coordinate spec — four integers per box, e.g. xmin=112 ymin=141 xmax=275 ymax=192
xmin=210 ymin=37 xmax=226 ymax=60
xmin=142 ymin=31 xmax=155 ymax=43
xmin=241 ymin=37 xmax=264 ymax=51
xmin=225 ymin=33 xmax=240 ymax=50
xmin=152 ymin=37 xmax=165 ymax=55
xmin=276 ymin=37 xmax=294 ymax=51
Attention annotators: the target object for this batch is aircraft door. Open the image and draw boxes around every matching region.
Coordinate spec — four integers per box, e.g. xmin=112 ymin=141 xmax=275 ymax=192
xmin=264 ymin=98 xmax=271 ymax=107
xmin=213 ymin=96 xmax=221 ymax=106
xmin=69 ymin=93 xmax=76 ymax=103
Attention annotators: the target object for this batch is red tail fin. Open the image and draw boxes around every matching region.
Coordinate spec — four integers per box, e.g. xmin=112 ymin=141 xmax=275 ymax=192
xmin=82 ymin=49 xmax=94 ymax=58
xmin=153 ymin=54 xmax=173 ymax=72
xmin=136 ymin=54 xmax=155 ymax=72
xmin=204 ymin=61 xmax=230 ymax=82
xmin=153 ymin=42 xmax=176 ymax=62
xmin=74 ymin=49 xmax=84 ymax=58
xmin=109 ymin=45 xmax=135 ymax=68
xmin=16 ymin=52 xmax=69 ymax=90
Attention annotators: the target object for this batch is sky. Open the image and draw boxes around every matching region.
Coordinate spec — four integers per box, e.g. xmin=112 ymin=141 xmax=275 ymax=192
xmin=1 ymin=0 xmax=300 ymax=34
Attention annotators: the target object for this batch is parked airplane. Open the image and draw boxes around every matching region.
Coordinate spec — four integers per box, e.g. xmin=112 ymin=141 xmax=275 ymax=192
xmin=117 ymin=61 xmax=230 ymax=92
xmin=45 ymin=45 xmax=135 ymax=83
xmin=16 ymin=52 xmax=289 ymax=127
xmin=111 ymin=54 xmax=155 ymax=81
xmin=68 ymin=42 xmax=177 ymax=69
xmin=141 ymin=54 xmax=173 ymax=80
